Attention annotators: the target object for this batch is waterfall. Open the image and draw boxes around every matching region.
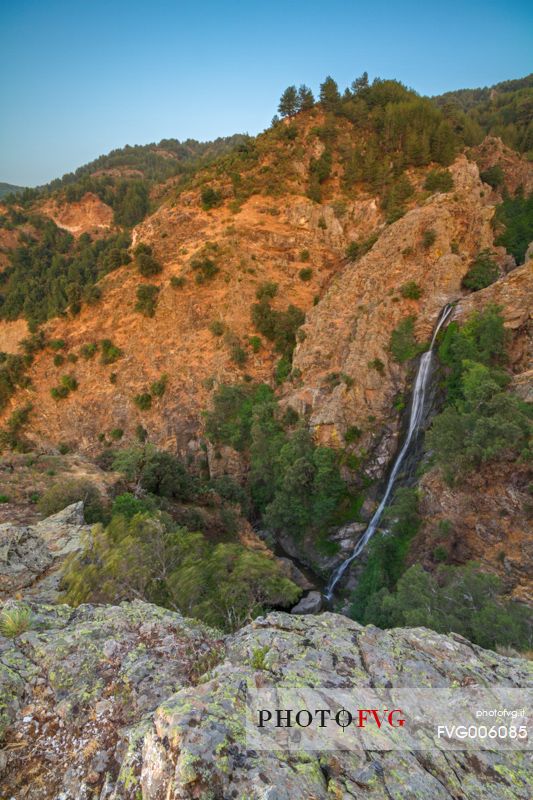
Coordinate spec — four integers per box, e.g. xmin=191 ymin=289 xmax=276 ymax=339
xmin=324 ymin=303 xmax=454 ymax=600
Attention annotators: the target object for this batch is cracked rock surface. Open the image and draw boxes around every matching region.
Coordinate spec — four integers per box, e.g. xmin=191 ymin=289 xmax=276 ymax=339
xmin=0 ymin=502 xmax=88 ymax=602
xmin=0 ymin=602 xmax=531 ymax=799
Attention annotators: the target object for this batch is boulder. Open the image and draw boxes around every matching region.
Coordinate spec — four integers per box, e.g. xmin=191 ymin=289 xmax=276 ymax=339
xmin=291 ymin=590 xmax=323 ymax=614
xmin=0 ymin=502 xmax=89 ymax=601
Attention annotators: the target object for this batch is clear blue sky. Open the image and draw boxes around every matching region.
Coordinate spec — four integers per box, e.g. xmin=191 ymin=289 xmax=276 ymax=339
xmin=1 ymin=0 xmax=532 ymax=186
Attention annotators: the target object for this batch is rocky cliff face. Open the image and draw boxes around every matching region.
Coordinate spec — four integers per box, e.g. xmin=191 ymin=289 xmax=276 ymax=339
xmin=1 ymin=601 xmax=531 ymax=799
xmin=286 ymin=156 xmax=523 ymax=467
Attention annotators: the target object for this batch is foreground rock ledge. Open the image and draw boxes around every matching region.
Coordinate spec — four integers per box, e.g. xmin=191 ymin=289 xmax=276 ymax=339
xmin=0 ymin=601 xmax=531 ymax=799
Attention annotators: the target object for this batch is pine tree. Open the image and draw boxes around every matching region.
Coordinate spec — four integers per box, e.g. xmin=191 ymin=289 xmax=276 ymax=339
xmin=278 ymin=85 xmax=298 ymax=118
xmin=297 ymin=84 xmax=315 ymax=111
xmin=352 ymin=71 xmax=369 ymax=94
xmin=319 ymin=76 xmax=341 ymax=111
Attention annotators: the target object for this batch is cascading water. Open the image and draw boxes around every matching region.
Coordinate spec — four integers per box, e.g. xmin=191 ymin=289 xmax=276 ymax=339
xmin=324 ymin=303 xmax=454 ymax=600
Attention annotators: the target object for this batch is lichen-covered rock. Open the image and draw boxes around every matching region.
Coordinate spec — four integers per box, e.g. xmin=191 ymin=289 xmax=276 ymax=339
xmin=0 ymin=502 xmax=89 ymax=602
xmin=0 ymin=600 xmax=223 ymax=799
xmin=0 ymin=603 xmax=531 ymax=799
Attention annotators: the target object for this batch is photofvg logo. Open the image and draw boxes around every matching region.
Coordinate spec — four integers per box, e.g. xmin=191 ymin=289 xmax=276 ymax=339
xmin=258 ymin=706 xmax=405 ymax=731
xmin=246 ymin=688 xmax=532 ymax=752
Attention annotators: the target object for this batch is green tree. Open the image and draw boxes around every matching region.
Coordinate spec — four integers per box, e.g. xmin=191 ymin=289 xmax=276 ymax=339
xmin=351 ymin=72 xmax=369 ymax=94
xmin=135 ymin=284 xmax=159 ymax=317
xmin=389 ymin=315 xmax=424 ymax=362
xmin=462 ymin=250 xmax=499 ymax=291
xmin=494 ymin=191 xmax=533 ymax=264
xmin=297 ymin=84 xmax=315 ymax=111
xmin=113 ymin=180 xmax=149 ymax=227
xmin=278 ymin=85 xmax=299 ymax=118
xmin=201 ymin=186 xmax=222 ymax=210
xmin=319 ymin=76 xmax=341 ymax=112
xmin=427 ymin=362 xmax=531 ymax=480
xmin=136 ymin=253 xmax=162 ymax=278
xmin=61 ymin=513 xmax=300 ymax=631
xmin=370 ymin=563 xmax=532 ymax=652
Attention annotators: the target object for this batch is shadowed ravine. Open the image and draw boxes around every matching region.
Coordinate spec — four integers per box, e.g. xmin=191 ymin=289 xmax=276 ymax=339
xmin=324 ymin=303 xmax=455 ymax=600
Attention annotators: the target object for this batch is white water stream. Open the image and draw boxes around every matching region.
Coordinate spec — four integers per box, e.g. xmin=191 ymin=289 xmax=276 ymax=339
xmin=324 ymin=304 xmax=454 ymax=600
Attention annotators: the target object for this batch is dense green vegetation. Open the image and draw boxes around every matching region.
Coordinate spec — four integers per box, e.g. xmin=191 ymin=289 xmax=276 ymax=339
xmin=355 ymin=561 xmax=532 ymax=651
xmin=389 ymin=315 xmax=425 ymax=362
xmin=427 ymin=361 xmax=531 ymax=481
xmin=37 ymin=479 xmax=107 ymax=524
xmin=429 ymin=304 xmax=531 ymax=481
xmin=461 ymin=249 xmax=499 ymax=290
xmin=4 ymin=135 xmax=248 ymax=207
xmin=0 ymin=403 xmax=32 ymax=450
xmin=60 ymin=442 xmax=301 ymax=630
xmin=204 ymin=382 xmax=345 ymax=543
xmin=62 ymin=513 xmax=300 ymax=631
xmin=349 ymin=488 xmax=421 ymax=623
xmin=0 ymin=217 xmax=130 ymax=325
xmin=423 ymin=169 xmax=454 ymax=193
xmin=433 ymin=73 xmax=533 ymax=155
xmin=251 ymin=298 xmax=305 ymax=361
xmin=0 ymin=182 xmax=25 ymax=199
xmin=494 ymin=191 xmax=533 ymax=264
xmin=135 ymin=284 xmax=160 ymax=317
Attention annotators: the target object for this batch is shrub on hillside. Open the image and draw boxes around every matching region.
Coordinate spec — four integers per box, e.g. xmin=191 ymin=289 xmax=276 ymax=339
xmin=201 ymin=186 xmax=223 ymax=210
xmin=424 ymin=170 xmax=454 ymax=192
xmin=136 ymin=253 xmax=163 ymax=278
xmin=251 ymin=299 xmax=305 ymax=360
xmin=255 ymin=281 xmax=278 ymax=300
xmin=150 ymin=374 xmax=168 ymax=397
xmin=100 ymin=339 xmax=123 ymax=364
xmin=80 ymin=342 xmax=98 ymax=359
xmin=389 ymin=316 xmax=424 ymax=362
xmin=190 ymin=257 xmax=219 ymax=284
xmin=461 ymin=250 xmax=499 ymax=291
xmin=400 ymin=281 xmax=422 ymax=299
xmin=37 ymin=479 xmax=106 ymax=524
xmin=479 ymin=165 xmax=504 ymax=189
xmin=422 ymin=228 xmax=437 ymax=249
xmin=135 ymin=284 xmax=160 ymax=317
xmin=133 ymin=393 xmax=152 ymax=411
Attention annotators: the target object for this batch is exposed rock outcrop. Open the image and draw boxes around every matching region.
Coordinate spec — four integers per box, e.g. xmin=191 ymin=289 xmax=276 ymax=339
xmin=40 ymin=192 xmax=114 ymax=236
xmin=0 ymin=602 xmax=530 ymax=799
xmin=287 ymin=156 xmax=498 ymax=467
xmin=0 ymin=503 xmax=88 ymax=602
